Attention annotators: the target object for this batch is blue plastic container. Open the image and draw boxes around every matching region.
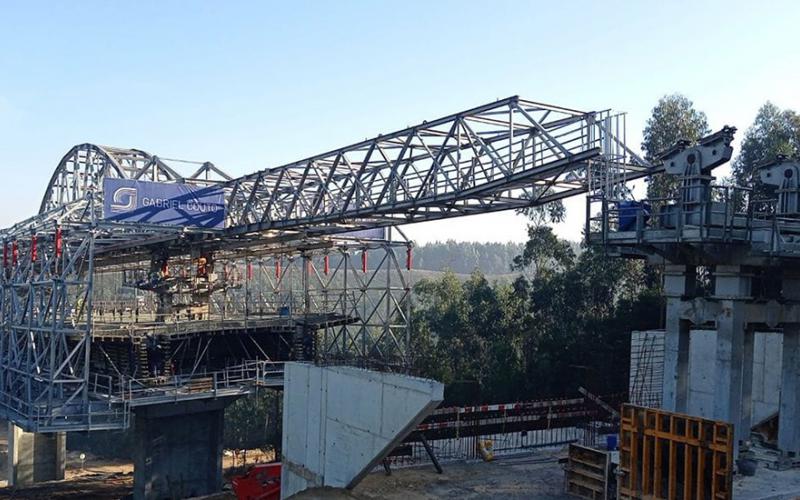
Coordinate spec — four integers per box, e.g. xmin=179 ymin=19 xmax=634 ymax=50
xmin=606 ymin=434 xmax=618 ymax=451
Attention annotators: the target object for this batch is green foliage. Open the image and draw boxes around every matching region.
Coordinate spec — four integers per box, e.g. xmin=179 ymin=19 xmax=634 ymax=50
xmin=224 ymin=390 xmax=282 ymax=454
xmin=512 ymin=225 xmax=574 ymax=278
xmin=732 ymin=102 xmax=800 ymax=199
xmin=641 ymin=94 xmax=710 ymax=199
xmin=413 ymin=240 xmax=525 ymax=275
xmin=411 ymin=237 xmax=661 ymax=403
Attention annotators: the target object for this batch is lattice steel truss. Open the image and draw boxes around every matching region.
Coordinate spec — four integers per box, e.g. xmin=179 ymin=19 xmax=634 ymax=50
xmin=0 ymin=96 xmax=652 ymax=431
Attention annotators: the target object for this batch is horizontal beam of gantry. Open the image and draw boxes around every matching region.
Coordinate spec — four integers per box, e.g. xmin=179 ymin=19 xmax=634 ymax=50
xmin=1 ymin=97 xmax=652 ymax=260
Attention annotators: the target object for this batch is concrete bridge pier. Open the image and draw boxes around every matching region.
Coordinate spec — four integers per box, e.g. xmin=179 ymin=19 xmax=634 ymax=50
xmin=7 ymin=423 xmax=66 ymax=486
xmin=132 ymin=397 xmax=234 ymax=500
xmin=662 ymin=265 xmax=694 ymax=413
xmin=779 ymin=273 xmax=800 ymax=457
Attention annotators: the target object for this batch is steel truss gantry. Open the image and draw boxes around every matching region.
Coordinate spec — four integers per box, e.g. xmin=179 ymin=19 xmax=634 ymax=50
xmin=0 ymin=96 xmax=651 ymax=431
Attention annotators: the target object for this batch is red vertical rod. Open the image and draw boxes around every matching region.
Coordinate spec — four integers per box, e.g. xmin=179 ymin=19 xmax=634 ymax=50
xmin=55 ymin=227 xmax=63 ymax=258
xmin=275 ymin=258 xmax=282 ymax=280
xmin=12 ymin=241 xmax=18 ymax=266
xmin=30 ymin=235 xmax=37 ymax=263
xmin=323 ymin=254 xmax=330 ymax=275
xmin=406 ymin=246 xmax=413 ymax=271
xmin=361 ymin=249 xmax=368 ymax=273
xmin=161 ymin=261 xmax=169 ymax=276
xmin=247 ymin=261 xmax=253 ymax=281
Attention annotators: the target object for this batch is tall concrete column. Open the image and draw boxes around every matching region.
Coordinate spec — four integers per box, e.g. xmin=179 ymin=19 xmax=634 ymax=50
xmin=713 ymin=265 xmax=751 ymax=451
xmin=779 ymin=324 xmax=800 ymax=456
xmin=741 ymin=325 xmax=756 ymax=438
xmin=7 ymin=423 xmax=65 ymax=486
xmin=779 ymin=273 xmax=800 ymax=457
xmin=132 ymin=398 xmax=234 ymax=500
xmin=662 ymin=265 xmax=693 ymax=412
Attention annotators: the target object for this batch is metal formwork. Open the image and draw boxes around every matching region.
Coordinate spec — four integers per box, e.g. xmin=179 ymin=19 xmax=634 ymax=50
xmin=1 ymin=97 xmax=650 ymax=432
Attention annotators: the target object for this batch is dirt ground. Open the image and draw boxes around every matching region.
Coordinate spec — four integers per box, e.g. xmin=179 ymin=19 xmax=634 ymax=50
xmin=329 ymin=451 xmax=572 ymax=500
xmin=2 ymin=447 xmax=800 ymax=499
xmin=0 ymin=449 xmax=572 ymax=500
xmin=0 ymin=448 xmax=273 ymax=499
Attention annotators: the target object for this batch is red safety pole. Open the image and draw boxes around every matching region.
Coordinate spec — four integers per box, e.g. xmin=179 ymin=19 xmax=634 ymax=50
xmin=275 ymin=258 xmax=282 ymax=280
xmin=247 ymin=261 xmax=253 ymax=281
xmin=12 ymin=241 xmax=18 ymax=266
xmin=323 ymin=254 xmax=330 ymax=275
xmin=30 ymin=235 xmax=37 ymax=263
xmin=55 ymin=227 xmax=63 ymax=258
xmin=361 ymin=249 xmax=368 ymax=273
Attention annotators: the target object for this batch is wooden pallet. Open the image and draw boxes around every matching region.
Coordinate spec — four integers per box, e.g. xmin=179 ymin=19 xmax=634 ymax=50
xmin=186 ymin=377 xmax=214 ymax=393
xmin=618 ymin=404 xmax=733 ymax=500
xmin=565 ymin=443 xmax=611 ymax=500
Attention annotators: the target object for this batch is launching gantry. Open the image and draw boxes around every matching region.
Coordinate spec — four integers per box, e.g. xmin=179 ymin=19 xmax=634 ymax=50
xmin=589 ymin=127 xmax=800 ymax=459
xmin=0 ymin=96 xmax=650 ymax=432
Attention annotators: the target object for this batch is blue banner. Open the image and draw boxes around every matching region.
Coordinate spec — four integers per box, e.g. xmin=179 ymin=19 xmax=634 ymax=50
xmin=102 ymin=178 xmax=226 ymax=229
xmin=340 ymin=228 xmax=387 ymax=240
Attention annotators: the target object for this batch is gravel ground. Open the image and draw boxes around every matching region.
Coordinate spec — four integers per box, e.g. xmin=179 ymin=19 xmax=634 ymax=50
xmin=296 ymin=449 xmax=573 ymax=500
xmin=2 ymin=446 xmax=800 ymax=499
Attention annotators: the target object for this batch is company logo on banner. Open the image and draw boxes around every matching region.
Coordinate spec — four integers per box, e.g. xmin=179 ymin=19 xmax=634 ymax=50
xmin=102 ymin=178 xmax=226 ymax=229
xmin=340 ymin=228 xmax=387 ymax=239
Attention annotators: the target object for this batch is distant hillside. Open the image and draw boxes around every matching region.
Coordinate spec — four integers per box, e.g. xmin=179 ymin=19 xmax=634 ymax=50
xmin=411 ymin=241 xmax=524 ymax=275
xmin=410 ymin=239 xmax=583 ymax=277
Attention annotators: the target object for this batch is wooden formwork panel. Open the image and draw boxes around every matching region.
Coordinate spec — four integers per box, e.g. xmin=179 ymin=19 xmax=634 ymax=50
xmin=619 ymin=404 xmax=733 ymax=500
xmin=565 ymin=443 xmax=611 ymax=500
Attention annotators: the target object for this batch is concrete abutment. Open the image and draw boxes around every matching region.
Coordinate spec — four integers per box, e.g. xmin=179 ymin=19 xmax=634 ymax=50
xmin=6 ymin=423 xmax=65 ymax=486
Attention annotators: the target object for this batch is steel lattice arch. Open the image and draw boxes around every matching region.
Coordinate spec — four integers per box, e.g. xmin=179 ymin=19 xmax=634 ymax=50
xmin=0 ymin=96 xmax=651 ymax=431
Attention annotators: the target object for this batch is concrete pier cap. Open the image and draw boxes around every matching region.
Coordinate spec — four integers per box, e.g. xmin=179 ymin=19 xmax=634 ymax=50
xmin=280 ymin=363 xmax=444 ymax=499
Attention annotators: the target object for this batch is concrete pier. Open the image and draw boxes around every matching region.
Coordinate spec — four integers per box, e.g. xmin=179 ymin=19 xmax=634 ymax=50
xmin=712 ymin=266 xmax=751 ymax=431
xmin=7 ymin=424 xmax=65 ymax=486
xmin=132 ymin=398 xmax=233 ymax=500
xmin=281 ymin=363 xmax=444 ymax=499
xmin=662 ymin=265 xmax=693 ymax=413
xmin=779 ymin=324 xmax=800 ymax=456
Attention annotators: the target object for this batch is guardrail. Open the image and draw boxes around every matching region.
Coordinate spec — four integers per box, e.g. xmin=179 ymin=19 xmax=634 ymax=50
xmin=587 ymin=184 xmax=756 ymax=246
xmin=0 ymin=360 xmax=285 ymax=433
xmin=119 ymin=360 xmax=285 ymax=405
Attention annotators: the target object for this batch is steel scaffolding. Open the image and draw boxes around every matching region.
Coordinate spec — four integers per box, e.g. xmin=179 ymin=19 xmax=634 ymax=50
xmin=0 ymin=96 xmax=650 ymax=431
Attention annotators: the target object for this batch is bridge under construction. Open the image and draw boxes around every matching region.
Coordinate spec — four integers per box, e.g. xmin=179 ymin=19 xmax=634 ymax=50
xmin=0 ymin=95 xmax=712 ymax=498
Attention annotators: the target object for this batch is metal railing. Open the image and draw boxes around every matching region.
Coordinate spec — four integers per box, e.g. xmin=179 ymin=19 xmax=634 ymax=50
xmin=0 ymin=360 xmax=285 ymax=433
xmin=587 ymin=184 xmax=755 ymax=246
xmin=118 ymin=360 xmax=284 ymax=405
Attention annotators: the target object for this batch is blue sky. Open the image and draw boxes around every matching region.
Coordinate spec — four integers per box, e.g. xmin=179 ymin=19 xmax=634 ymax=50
xmin=1 ymin=1 xmax=798 ymax=243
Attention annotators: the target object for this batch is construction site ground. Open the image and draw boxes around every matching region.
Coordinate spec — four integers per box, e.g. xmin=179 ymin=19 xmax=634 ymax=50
xmin=0 ymin=447 xmax=799 ymax=499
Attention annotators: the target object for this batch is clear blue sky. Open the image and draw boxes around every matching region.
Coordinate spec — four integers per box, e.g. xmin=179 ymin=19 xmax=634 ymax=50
xmin=1 ymin=1 xmax=798 ymax=243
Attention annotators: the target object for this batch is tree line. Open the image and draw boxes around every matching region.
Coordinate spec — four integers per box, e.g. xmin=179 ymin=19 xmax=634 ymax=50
xmin=411 ymin=241 xmax=525 ymax=275
xmin=409 ymin=94 xmax=800 ymax=406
